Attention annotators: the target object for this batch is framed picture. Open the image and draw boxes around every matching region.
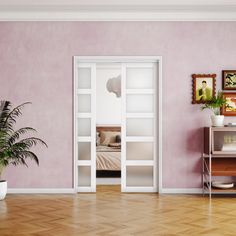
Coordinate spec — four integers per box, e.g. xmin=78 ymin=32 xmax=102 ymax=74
xmin=222 ymin=70 xmax=236 ymax=90
xmin=221 ymin=92 xmax=236 ymax=116
xmin=192 ymin=74 xmax=216 ymax=104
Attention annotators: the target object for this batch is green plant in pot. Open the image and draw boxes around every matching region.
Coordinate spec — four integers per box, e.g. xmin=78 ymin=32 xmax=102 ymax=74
xmin=0 ymin=101 xmax=47 ymax=200
xmin=201 ymin=92 xmax=228 ymax=127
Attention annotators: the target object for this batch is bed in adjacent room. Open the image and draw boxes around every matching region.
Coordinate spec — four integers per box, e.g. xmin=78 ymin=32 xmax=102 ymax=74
xmin=96 ymin=126 xmax=121 ymax=178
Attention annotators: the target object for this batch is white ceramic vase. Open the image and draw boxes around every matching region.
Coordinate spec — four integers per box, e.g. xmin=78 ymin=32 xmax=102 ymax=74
xmin=0 ymin=181 xmax=7 ymax=200
xmin=211 ymin=115 xmax=224 ymax=127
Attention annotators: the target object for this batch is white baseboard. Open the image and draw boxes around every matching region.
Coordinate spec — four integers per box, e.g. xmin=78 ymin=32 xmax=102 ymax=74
xmin=7 ymin=187 xmax=202 ymax=194
xmin=96 ymin=178 xmax=121 ymax=185
xmin=161 ymin=188 xmax=203 ymax=194
xmin=8 ymin=188 xmax=75 ymax=194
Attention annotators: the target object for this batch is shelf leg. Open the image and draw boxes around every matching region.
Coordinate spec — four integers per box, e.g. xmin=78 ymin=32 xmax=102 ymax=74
xmin=202 ymin=153 xmax=205 ymax=196
xmin=209 ymin=153 xmax=212 ymax=199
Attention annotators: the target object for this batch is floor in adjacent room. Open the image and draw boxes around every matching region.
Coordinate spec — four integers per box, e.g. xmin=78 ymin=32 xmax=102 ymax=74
xmin=0 ymin=185 xmax=236 ymax=236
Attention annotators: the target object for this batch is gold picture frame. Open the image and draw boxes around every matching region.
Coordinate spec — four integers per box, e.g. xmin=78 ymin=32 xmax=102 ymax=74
xmin=192 ymin=74 xmax=216 ymax=104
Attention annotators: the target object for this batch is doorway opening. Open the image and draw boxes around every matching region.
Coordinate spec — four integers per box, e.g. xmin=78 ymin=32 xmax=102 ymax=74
xmin=96 ymin=63 xmax=122 ymax=191
xmin=74 ymin=56 xmax=162 ymax=193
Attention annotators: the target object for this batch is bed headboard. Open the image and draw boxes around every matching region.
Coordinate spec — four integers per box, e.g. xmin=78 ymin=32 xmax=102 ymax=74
xmin=96 ymin=126 xmax=121 ymax=133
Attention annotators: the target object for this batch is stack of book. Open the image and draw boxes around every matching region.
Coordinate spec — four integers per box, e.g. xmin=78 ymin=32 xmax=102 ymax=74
xmin=222 ymin=143 xmax=236 ymax=151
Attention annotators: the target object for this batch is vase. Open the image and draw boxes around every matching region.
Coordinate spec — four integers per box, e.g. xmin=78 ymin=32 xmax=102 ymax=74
xmin=211 ymin=115 xmax=224 ymax=127
xmin=0 ymin=180 xmax=7 ymax=200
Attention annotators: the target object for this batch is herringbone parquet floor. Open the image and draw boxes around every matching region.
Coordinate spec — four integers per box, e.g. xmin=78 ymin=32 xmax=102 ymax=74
xmin=1 ymin=185 xmax=236 ymax=236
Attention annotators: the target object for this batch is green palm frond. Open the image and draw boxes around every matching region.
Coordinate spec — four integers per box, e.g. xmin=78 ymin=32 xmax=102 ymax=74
xmin=0 ymin=101 xmax=47 ymax=178
xmin=9 ymin=154 xmax=27 ymax=167
xmin=12 ymin=137 xmax=48 ymax=151
xmin=3 ymin=102 xmax=31 ymax=132
xmin=20 ymin=151 xmax=39 ymax=166
xmin=201 ymin=91 xmax=228 ymax=115
xmin=8 ymin=127 xmax=37 ymax=145
xmin=6 ymin=150 xmax=39 ymax=167
xmin=0 ymin=101 xmax=11 ymax=130
xmin=0 ymin=130 xmax=9 ymax=152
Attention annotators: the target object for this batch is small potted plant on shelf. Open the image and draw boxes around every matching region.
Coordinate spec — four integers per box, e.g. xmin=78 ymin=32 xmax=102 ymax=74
xmin=0 ymin=101 xmax=47 ymax=200
xmin=201 ymin=91 xmax=229 ymax=127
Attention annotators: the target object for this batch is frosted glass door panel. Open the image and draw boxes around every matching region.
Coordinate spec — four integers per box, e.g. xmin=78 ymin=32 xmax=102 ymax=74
xmin=77 ymin=68 xmax=91 ymax=89
xmin=78 ymin=142 xmax=91 ymax=160
xmin=78 ymin=166 xmax=91 ymax=187
xmin=76 ymin=61 xmax=95 ymax=192
xmin=121 ymin=62 xmax=157 ymax=193
xmin=77 ymin=118 xmax=91 ymax=136
xmin=126 ymin=68 xmax=153 ymax=89
xmin=126 ymin=118 xmax=153 ymax=136
xmin=127 ymin=95 xmax=153 ymax=113
xmin=126 ymin=142 xmax=153 ymax=160
xmin=77 ymin=95 xmax=91 ymax=113
xmin=126 ymin=166 xmax=153 ymax=187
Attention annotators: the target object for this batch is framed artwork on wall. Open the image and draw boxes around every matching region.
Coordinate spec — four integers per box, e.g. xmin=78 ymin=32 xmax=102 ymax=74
xmin=222 ymin=70 xmax=236 ymax=90
xmin=221 ymin=92 xmax=236 ymax=116
xmin=192 ymin=74 xmax=216 ymax=104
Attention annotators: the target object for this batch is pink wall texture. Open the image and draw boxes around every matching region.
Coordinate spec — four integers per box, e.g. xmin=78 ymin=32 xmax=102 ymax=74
xmin=0 ymin=22 xmax=236 ymax=189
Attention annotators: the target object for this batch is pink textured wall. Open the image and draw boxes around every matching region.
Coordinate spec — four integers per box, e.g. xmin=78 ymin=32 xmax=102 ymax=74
xmin=0 ymin=22 xmax=236 ymax=189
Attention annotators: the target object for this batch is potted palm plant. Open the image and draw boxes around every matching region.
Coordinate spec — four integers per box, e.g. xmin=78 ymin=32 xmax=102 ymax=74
xmin=201 ymin=92 xmax=228 ymax=127
xmin=0 ymin=101 xmax=47 ymax=200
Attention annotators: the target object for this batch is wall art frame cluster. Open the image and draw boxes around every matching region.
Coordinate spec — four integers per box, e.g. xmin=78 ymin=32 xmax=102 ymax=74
xmin=192 ymin=71 xmax=236 ymax=116
xmin=222 ymin=70 xmax=236 ymax=116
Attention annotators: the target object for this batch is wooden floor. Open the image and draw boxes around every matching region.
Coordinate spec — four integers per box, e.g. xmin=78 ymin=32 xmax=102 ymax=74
xmin=1 ymin=185 xmax=236 ymax=235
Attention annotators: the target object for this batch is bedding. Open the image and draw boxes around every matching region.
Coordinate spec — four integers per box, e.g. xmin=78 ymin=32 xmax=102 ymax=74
xmin=96 ymin=145 xmax=121 ymax=171
xmin=96 ymin=145 xmax=120 ymax=152
xmin=108 ymin=143 xmax=121 ymax=148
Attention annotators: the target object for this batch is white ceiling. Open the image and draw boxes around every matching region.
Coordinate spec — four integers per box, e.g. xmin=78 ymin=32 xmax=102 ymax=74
xmin=0 ymin=0 xmax=236 ymax=20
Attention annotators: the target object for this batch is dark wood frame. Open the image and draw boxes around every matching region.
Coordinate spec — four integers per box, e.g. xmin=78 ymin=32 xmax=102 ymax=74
xmin=222 ymin=70 xmax=236 ymax=90
xmin=96 ymin=170 xmax=121 ymax=178
xmin=221 ymin=92 xmax=236 ymax=116
xmin=96 ymin=126 xmax=121 ymax=133
xmin=192 ymin=74 xmax=216 ymax=104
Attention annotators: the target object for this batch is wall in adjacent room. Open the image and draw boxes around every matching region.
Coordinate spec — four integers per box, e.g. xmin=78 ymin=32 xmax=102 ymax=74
xmin=96 ymin=64 xmax=121 ymax=125
xmin=0 ymin=22 xmax=236 ymax=189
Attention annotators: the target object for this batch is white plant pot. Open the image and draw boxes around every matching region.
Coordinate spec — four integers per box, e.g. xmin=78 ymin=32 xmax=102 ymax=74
xmin=0 ymin=181 xmax=7 ymax=200
xmin=211 ymin=115 xmax=224 ymax=127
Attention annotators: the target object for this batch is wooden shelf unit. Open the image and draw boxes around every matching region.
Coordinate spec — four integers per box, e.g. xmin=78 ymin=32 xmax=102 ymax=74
xmin=203 ymin=127 xmax=236 ymax=197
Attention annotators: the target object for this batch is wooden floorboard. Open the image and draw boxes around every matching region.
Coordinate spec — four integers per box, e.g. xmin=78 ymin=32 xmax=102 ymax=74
xmin=1 ymin=185 xmax=236 ymax=235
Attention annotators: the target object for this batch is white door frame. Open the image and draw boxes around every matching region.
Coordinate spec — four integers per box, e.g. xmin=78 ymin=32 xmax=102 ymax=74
xmin=73 ymin=56 xmax=163 ymax=193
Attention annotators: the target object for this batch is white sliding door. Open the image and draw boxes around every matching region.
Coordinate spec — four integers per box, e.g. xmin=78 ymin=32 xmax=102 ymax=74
xmin=74 ymin=56 xmax=161 ymax=193
xmin=121 ymin=63 xmax=157 ymax=192
xmin=75 ymin=63 xmax=96 ymax=192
